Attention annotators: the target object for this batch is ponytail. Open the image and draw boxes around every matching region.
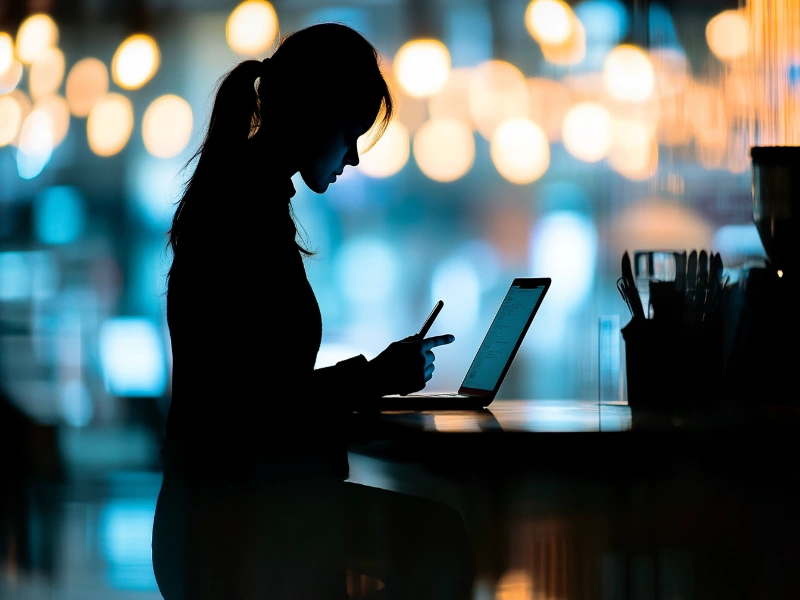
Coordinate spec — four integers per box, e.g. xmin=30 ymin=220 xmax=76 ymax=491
xmin=166 ymin=59 xmax=263 ymax=264
xmin=193 ymin=59 xmax=262 ymax=157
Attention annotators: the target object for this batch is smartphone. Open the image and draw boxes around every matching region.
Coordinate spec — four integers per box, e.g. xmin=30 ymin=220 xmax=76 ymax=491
xmin=417 ymin=300 xmax=444 ymax=337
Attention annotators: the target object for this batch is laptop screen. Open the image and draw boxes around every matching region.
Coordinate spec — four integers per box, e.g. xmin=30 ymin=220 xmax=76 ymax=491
xmin=459 ymin=278 xmax=550 ymax=395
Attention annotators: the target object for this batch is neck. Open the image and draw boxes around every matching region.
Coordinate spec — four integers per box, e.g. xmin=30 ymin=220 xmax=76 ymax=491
xmin=249 ymin=129 xmax=300 ymax=181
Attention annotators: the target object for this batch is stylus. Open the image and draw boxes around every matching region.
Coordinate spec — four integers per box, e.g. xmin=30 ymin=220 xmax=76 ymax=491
xmin=417 ymin=300 xmax=444 ymax=337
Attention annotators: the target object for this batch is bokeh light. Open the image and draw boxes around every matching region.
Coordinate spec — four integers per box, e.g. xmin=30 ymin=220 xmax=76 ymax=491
xmin=358 ymin=120 xmax=410 ymax=178
xmin=468 ymin=60 xmax=529 ymax=140
xmin=575 ymin=0 xmax=629 ymax=46
xmin=16 ymin=14 xmax=58 ymax=65
xmin=32 ymin=94 xmax=70 ymax=147
xmin=525 ymin=0 xmax=575 ymax=45
xmin=490 ymin=118 xmax=550 ymax=184
xmin=29 ymin=46 xmax=65 ymax=100
xmin=540 ymin=14 xmax=587 ymax=66
xmin=112 ymin=34 xmax=160 ymax=90
xmin=603 ymin=44 xmax=655 ymax=102
xmin=393 ymin=39 xmax=451 ymax=98
xmin=33 ymin=185 xmax=87 ymax=245
xmin=65 ymin=57 xmax=109 ymax=117
xmin=87 ymin=93 xmax=134 ymax=157
xmin=0 ymin=58 xmax=23 ymax=94
xmin=706 ymin=10 xmax=749 ymax=61
xmin=226 ymin=0 xmax=279 ymax=55
xmin=0 ymin=94 xmax=23 ymax=146
xmin=413 ymin=118 xmax=475 ymax=182
xmin=529 ymin=211 xmax=597 ymax=312
xmin=562 ymin=101 xmax=612 ymax=162
xmin=142 ymin=95 xmax=194 ymax=159
xmin=99 ymin=318 xmax=167 ymax=397
xmin=3 ymin=90 xmax=32 ymax=147
xmin=0 ymin=32 xmax=14 ymax=74
xmin=16 ymin=110 xmax=54 ymax=179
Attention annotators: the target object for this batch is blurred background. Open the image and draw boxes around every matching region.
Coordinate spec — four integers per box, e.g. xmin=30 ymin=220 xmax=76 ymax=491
xmin=2 ymin=0 xmax=798 ymax=597
xmin=2 ymin=0 xmax=795 ymax=451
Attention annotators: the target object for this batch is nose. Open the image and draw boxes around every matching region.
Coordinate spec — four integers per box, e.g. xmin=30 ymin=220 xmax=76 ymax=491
xmin=345 ymin=144 xmax=359 ymax=167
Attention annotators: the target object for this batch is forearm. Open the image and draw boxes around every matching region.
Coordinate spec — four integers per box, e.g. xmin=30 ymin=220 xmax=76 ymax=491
xmin=311 ymin=354 xmax=381 ymax=410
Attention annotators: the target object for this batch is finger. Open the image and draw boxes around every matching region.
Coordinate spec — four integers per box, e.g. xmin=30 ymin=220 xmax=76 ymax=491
xmin=424 ymin=362 xmax=435 ymax=380
xmin=425 ymin=349 xmax=435 ymax=365
xmin=421 ymin=334 xmax=455 ymax=350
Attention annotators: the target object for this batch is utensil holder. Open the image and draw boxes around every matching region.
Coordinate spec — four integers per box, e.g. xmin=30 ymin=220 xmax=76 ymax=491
xmin=622 ymin=317 xmax=724 ymax=413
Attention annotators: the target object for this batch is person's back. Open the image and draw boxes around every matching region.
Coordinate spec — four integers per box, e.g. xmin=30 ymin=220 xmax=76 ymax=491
xmin=163 ymin=145 xmax=346 ymax=480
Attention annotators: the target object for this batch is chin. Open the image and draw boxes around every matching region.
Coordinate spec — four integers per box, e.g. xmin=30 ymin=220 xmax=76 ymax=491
xmin=301 ymin=174 xmax=330 ymax=194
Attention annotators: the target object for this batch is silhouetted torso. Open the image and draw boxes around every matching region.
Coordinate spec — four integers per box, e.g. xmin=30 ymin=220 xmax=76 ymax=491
xmin=163 ymin=147 xmax=368 ymax=480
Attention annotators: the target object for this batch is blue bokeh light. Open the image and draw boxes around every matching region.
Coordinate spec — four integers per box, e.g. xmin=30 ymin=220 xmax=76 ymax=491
xmin=529 ymin=211 xmax=598 ymax=314
xmin=98 ymin=317 xmax=167 ymax=397
xmin=99 ymin=499 xmax=159 ymax=590
xmin=575 ymin=0 xmax=630 ymax=45
xmin=34 ymin=185 xmax=87 ymax=245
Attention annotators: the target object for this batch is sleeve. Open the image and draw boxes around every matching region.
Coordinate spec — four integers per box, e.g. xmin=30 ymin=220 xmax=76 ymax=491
xmin=310 ymin=354 xmax=380 ymax=411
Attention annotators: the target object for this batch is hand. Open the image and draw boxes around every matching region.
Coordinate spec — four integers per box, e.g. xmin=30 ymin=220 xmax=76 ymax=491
xmin=368 ymin=333 xmax=455 ymax=397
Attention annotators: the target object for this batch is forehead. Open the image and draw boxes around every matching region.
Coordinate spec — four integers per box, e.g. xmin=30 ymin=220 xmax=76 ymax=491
xmin=327 ymin=111 xmax=375 ymax=137
xmin=351 ymin=114 xmax=376 ymax=133
xmin=342 ymin=94 xmax=383 ymax=131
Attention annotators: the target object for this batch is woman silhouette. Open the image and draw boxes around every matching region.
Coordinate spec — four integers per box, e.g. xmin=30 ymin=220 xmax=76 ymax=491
xmin=151 ymin=23 xmax=475 ymax=600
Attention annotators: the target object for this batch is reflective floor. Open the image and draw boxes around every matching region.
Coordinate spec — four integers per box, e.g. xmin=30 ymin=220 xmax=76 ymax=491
xmin=2 ymin=417 xmax=800 ymax=599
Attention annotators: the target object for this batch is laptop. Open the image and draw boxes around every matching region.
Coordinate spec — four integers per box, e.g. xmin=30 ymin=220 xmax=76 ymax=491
xmin=375 ymin=277 xmax=551 ymax=411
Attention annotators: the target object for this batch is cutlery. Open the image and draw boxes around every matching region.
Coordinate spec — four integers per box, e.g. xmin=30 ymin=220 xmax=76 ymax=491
xmin=617 ymin=277 xmax=634 ymax=317
xmin=684 ymin=249 xmax=698 ymax=324
xmin=673 ymin=250 xmax=687 ymax=296
xmin=697 ymin=249 xmax=709 ymax=320
xmin=649 ymin=279 xmax=676 ymax=321
xmin=703 ymin=253 xmax=725 ymax=321
xmin=622 ymin=251 xmax=645 ymax=319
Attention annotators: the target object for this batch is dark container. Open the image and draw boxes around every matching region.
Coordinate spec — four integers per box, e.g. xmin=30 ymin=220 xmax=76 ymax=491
xmin=749 ymin=145 xmax=799 ymax=276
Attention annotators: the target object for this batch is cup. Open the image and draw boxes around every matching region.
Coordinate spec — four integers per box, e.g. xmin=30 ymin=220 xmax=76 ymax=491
xmin=621 ymin=317 xmax=724 ymax=414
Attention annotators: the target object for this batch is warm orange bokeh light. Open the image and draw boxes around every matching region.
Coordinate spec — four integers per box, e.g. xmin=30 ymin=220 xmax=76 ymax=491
xmin=468 ymin=60 xmax=529 ymax=140
xmin=394 ymin=39 xmax=451 ymax=98
xmin=706 ymin=10 xmax=749 ymax=61
xmin=413 ymin=118 xmax=475 ymax=182
xmin=66 ymin=57 xmax=109 ymax=117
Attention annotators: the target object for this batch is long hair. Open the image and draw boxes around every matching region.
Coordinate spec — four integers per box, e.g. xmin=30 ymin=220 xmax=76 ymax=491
xmin=166 ymin=23 xmax=395 ymax=278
